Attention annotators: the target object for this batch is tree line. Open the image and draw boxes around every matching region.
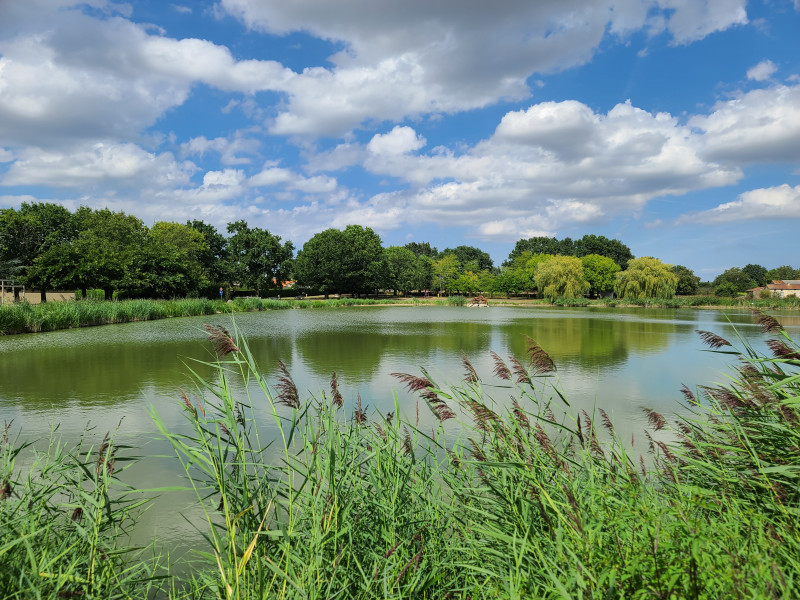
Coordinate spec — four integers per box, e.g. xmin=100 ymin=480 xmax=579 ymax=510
xmin=4 ymin=201 xmax=787 ymax=302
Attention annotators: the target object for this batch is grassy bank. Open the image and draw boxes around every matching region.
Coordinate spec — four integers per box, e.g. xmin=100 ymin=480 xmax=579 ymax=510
xmin=2 ymin=293 xmax=798 ymax=335
xmin=0 ymin=296 xmax=415 ymax=335
xmin=3 ymin=311 xmax=799 ymax=598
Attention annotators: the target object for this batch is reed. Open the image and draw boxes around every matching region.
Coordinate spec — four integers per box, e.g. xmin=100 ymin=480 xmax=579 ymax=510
xmin=151 ymin=312 xmax=800 ymax=598
xmin=4 ymin=310 xmax=799 ymax=597
xmin=0 ymin=424 xmax=165 ymax=598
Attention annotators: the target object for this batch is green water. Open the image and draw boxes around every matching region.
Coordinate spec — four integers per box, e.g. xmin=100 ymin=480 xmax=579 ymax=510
xmin=1 ymin=305 xmax=797 ymax=554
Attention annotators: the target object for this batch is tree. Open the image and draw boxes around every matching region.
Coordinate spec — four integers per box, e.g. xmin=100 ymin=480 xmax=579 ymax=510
xmin=673 ymin=265 xmax=701 ymax=295
xmin=404 ymin=241 xmax=439 ymax=258
xmin=765 ymin=265 xmax=800 ymax=282
xmin=715 ymin=282 xmax=739 ymax=297
xmin=412 ymin=255 xmax=435 ymax=292
xmin=187 ymin=220 xmax=231 ymax=286
xmin=742 ymin=264 xmax=768 ymax=287
xmin=121 ymin=222 xmax=208 ymax=298
xmin=580 ymin=254 xmax=620 ymax=297
xmin=614 ymin=257 xmax=678 ymax=300
xmin=0 ymin=202 xmax=75 ymax=301
xmin=294 ymin=229 xmax=347 ymax=297
xmin=441 ymin=245 xmax=494 ymax=271
xmin=340 ymin=225 xmax=390 ymax=296
xmin=294 ymin=225 xmax=388 ymax=297
xmin=386 ymin=246 xmax=417 ymax=295
xmin=59 ymin=208 xmax=147 ymax=300
xmin=713 ymin=268 xmax=756 ymax=293
xmin=574 ymin=234 xmax=633 ymax=270
xmin=534 ymin=256 xmax=589 ymax=301
xmin=227 ymin=221 xmax=294 ymax=296
xmin=433 ymin=254 xmax=459 ymax=294
xmin=505 ymin=236 xmax=574 ymax=265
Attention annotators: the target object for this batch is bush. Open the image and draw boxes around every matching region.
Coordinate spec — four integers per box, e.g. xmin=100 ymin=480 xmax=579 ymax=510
xmin=715 ymin=282 xmax=739 ymax=297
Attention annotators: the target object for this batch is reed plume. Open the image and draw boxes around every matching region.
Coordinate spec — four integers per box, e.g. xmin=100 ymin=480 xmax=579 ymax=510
xmin=275 ymin=360 xmax=300 ymax=409
xmin=330 ymin=371 xmax=344 ymax=408
xmin=204 ymin=324 xmax=240 ymax=355
xmin=490 ymin=351 xmax=512 ymax=380
xmin=696 ymin=330 xmax=732 ymax=349
xmin=462 ymin=351 xmax=480 ymax=384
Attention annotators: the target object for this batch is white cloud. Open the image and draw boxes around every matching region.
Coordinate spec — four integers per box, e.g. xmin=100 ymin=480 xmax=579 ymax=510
xmin=691 ymin=83 xmax=800 ymax=163
xmin=0 ymin=149 xmax=14 ymax=163
xmin=677 ymin=184 xmax=800 ymax=224
xmin=746 ymin=59 xmax=777 ymax=81
xmin=367 ymin=127 xmax=426 ymax=156
xmin=249 ymin=167 xmax=337 ymax=194
xmin=2 ymin=142 xmax=195 ymax=188
xmin=305 ymin=98 xmax=744 ymax=240
xmin=181 ymin=136 xmax=260 ymax=165
xmin=221 ymin=0 xmax=749 ymax=136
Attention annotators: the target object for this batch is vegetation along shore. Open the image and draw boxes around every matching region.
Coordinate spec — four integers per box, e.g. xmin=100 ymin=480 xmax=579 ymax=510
xmin=1 ymin=311 xmax=799 ymax=598
xmin=2 ymin=294 xmax=800 ymax=336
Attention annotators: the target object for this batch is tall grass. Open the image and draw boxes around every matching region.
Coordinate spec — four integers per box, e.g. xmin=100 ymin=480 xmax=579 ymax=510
xmin=0 ymin=424 xmax=165 ymax=598
xmin=0 ymin=297 xmax=414 ymax=336
xmin=150 ymin=313 xmax=800 ymax=598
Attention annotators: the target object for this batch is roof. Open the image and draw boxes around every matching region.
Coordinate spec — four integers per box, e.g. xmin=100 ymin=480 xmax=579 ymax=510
xmin=767 ymin=280 xmax=800 ymax=290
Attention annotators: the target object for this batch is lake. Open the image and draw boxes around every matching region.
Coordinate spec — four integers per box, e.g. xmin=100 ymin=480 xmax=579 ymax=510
xmin=2 ymin=305 xmax=798 ymax=554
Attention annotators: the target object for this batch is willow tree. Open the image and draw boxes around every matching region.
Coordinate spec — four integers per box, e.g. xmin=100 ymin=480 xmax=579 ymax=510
xmin=534 ymin=255 xmax=589 ymax=301
xmin=614 ymin=257 xmax=678 ymax=300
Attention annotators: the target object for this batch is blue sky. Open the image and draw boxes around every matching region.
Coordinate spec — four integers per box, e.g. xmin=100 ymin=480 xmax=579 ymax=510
xmin=0 ymin=0 xmax=798 ymax=279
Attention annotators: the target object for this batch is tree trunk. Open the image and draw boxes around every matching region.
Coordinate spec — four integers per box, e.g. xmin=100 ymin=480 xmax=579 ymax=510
xmin=81 ymin=288 xmax=87 ymax=299
xmin=13 ymin=288 xmax=20 ymax=302
xmin=40 ymin=287 xmax=47 ymax=303
xmin=104 ymin=288 xmax=113 ymax=301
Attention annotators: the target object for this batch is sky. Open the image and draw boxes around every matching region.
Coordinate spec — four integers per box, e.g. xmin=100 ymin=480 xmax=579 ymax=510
xmin=0 ymin=0 xmax=798 ymax=280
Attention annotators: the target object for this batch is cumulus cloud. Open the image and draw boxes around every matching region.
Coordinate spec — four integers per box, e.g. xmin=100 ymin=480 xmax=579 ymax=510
xmin=691 ymin=83 xmax=800 ymax=163
xmin=746 ymin=59 xmax=777 ymax=81
xmin=221 ymin=0 xmax=749 ymax=136
xmin=249 ymin=166 xmax=337 ymax=193
xmin=677 ymin=184 xmax=800 ymax=224
xmin=181 ymin=136 xmax=260 ymax=165
xmin=1 ymin=142 xmax=195 ymax=189
xmin=308 ymin=98 xmax=744 ymax=240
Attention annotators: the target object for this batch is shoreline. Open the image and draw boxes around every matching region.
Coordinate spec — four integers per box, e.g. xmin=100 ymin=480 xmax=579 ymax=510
xmin=1 ymin=294 xmax=798 ymax=336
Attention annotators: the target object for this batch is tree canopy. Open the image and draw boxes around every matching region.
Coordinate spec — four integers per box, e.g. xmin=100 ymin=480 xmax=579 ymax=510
xmin=534 ymin=256 xmax=589 ymax=301
xmin=673 ymin=265 xmax=701 ymax=295
xmin=227 ymin=221 xmax=294 ymax=296
xmin=580 ymin=254 xmax=620 ymax=296
xmin=614 ymin=257 xmax=678 ymax=300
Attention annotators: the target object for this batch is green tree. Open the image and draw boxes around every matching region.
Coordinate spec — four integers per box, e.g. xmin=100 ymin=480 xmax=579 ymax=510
xmin=534 ymin=255 xmax=589 ymax=301
xmin=187 ymin=220 xmax=231 ymax=287
xmin=340 ymin=225 xmax=389 ymax=296
xmin=294 ymin=229 xmax=347 ymax=297
xmin=227 ymin=221 xmax=294 ymax=296
xmin=713 ymin=268 xmax=756 ymax=293
xmin=580 ymin=254 xmax=620 ymax=297
xmin=412 ymin=255 xmax=435 ymax=292
xmin=441 ymin=245 xmax=494 ymax=271
xmin=765 ymin=265 xmax=800 ymax=282
xmin=386 ymin=246 xmax=418 ymax=295
xmin=295 ymin=225 xmax=388 ymax=297
xmin=615 ymin=257 xmax=678 ymax=300
xmin=715 ymin=282 xmax=739 ymax=297
xmin=574 ymin=234 xmax=633 ymax=270
xmin=0 ymin=202 xmax=75 ymax=301
xmin=404 ymin=241 xmax=439 ymax=258
xmin=673 ymin=265 xmax=701 ymax=295
xmin=121 ymin=222 xmax=208 ymax=298
xmin=742 ymin=264 xmax=768 ymax=287
xmin=505 ymin=236 xmax=574 ymax=265
xmin=433 ymin=254 xmax=460 ymax=294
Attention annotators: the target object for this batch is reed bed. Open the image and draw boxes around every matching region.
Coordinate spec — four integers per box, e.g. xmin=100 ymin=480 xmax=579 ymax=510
xmin=0 ymin=297 xmax=411 ymax=335
xmin=148 ymin=311 xmax=800 ymax=598
xmin=0 ymin=424 xmax=165 ymax=598
xmin=3 ymin=311 xmax=799 ymax=597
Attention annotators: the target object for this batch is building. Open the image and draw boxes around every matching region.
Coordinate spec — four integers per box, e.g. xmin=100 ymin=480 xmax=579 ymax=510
xmin=755 ymin=280 xmax=800 ymax=298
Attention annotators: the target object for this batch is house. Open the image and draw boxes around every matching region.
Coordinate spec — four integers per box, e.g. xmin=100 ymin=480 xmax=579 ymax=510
xmin=760 ymin=280 xmax=800 ymax=298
